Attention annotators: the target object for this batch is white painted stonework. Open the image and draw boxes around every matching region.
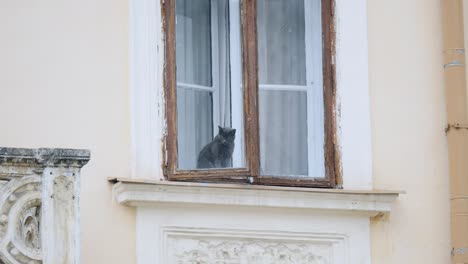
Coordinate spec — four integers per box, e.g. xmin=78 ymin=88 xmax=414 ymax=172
xmin=0 ymin=148 xmax=90 ymax=264
xmin=113 ymin=181 xmax=399 ymax=264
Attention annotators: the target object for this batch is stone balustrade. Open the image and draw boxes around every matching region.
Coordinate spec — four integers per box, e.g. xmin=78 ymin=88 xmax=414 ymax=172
xmin=0 ymin=148 xmax=90 ymax=264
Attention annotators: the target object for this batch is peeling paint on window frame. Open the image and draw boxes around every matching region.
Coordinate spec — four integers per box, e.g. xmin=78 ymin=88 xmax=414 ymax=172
xmin=162 ymin=0 xmax=341 ymax=188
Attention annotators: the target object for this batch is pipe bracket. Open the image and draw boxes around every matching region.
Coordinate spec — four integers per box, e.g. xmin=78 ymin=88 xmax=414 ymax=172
xmin=445 ymin=123 xmax=468 ymax=133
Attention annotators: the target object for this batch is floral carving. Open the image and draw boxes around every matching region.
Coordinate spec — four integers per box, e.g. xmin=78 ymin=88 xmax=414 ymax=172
xmin=170 ymin=237 xmax=331 ymax=264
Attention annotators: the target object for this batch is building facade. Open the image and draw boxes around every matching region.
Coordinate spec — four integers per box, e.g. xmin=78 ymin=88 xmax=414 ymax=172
xmin=0 ymin=0 xmax=464 ymax=263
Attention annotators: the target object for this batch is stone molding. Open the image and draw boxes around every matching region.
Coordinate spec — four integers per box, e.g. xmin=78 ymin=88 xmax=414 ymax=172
xmin=0 ymin=148 xmax=90 ymax=264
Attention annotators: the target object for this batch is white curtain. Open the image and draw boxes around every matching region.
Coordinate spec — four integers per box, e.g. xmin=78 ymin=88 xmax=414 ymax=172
xmin=257 ymin=0 xmax=306 ymax=86
xmin=258 ymin=0 xmax=324 ymax=177
xmin=176 ymin=0 xmax=211 ymax=86
xmin=176 ymin=0 xmax=234 ymax=170
xmin=215 ymin=0 xmax=232 ymax=128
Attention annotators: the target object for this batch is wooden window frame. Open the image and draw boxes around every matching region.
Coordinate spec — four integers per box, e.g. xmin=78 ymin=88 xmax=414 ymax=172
xmin=162 ymin=0 xmax=339 ymax=188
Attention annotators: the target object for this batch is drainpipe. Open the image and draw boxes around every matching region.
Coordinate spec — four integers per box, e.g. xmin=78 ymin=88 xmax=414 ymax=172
xmin=442 ymin=0 xmax=468 ymax=263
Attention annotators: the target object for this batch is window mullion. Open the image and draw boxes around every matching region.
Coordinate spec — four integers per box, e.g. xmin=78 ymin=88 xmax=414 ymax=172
xmin=241 ymin=0 xmax=260 ymax=179
xmin=177 ymin=82 xmax=214 ymax=92
xmin=259 ymin=84 xmax=309 ymax=92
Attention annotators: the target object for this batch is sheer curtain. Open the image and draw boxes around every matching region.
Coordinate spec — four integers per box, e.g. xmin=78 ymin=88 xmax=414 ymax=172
xmin=216 ymin=0 xmax=232 ymax=128
xmin=176 ymin=0 xmax=212 ymax=169
xmin=258 ymin=0 xmax=324 ymax=177
xmin=176 ymin=0 xmax=238 ymax=170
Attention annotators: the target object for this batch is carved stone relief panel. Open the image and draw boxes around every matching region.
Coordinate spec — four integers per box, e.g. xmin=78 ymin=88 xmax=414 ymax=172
xmin=164 ymin=228 xmax=345 ymax=264
xmin=0 ymin=147 xmax=90 ymax=264
xmin=0 ymin=176 xmax=42 ymax=264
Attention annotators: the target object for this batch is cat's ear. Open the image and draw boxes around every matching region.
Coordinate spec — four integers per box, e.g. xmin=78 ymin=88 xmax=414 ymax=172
xmin=218 ymin=125 xmax=223 ymax=133
xmin=231 ymin=129 xmax=236 ymax=135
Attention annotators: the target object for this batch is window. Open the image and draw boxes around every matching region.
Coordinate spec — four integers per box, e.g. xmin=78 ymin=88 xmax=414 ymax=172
xmin=163 ymin=0 xmax=338 ymax=187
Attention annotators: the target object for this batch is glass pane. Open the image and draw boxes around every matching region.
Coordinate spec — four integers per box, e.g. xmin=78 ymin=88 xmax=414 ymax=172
xmin=257 ymin=0 xmax=306 ymax=85
xmin=257 ymin=0 xmax=325 ymax=177
xmin=176 ymin=0 xmax=245 ymax=170
xmin=177 ymin=89 xmax=213 ymax=169
xmin=259 ymin=90 xmax=308 ymax=176
xmin=176 ymin=0 xmax=212 ymax=86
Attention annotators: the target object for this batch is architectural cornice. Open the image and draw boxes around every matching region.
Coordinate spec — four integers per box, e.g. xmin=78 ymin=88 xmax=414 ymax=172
xmin=0 ymin=148 xmax=90 ymax=179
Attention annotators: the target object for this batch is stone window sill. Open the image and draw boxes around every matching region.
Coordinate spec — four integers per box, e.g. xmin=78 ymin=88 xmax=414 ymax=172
xmin=110 ymin=178 xmax=401 ymax=217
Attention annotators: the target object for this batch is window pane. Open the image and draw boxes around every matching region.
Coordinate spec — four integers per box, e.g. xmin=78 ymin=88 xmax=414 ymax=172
xmin=176 ymin=0 xmax=245 ymax=170
xmin=257 ymin=0 xmax=306 ymax=85
xmin=177 ymin=89 xmax=213 ymax=169
xmin=176 ymin=0 xmax=212 ymax=86
xmin=257 ymin=0 xmax=325 ymax=177
xmin=259 ymin=90 xmax=308 ymax=176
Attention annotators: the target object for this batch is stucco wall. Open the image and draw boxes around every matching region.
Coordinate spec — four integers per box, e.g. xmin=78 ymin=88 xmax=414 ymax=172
xmin=0 ymin=0 xmax=136 ymax=263
xmin=0 ymin=0 xmax=451 ymax=263
xmin=368 ymin=0 xmax=450 ymax=263
xmin=464 ymin=1 xmax=468 ymax=112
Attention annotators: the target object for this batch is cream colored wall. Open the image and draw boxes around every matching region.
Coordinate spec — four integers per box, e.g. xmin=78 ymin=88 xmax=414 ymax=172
xmin=0 ymin=0 xmax=136 ymax=263
xmin=368 ymin=0 xmax=450 ymax=263
xmin=464 ymin=2 xmax=468 ymax=113
xmin=0 ymin=0 xmax=452 ymax=263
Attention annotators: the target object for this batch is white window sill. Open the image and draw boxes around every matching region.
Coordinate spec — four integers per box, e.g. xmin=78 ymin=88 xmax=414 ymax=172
xmin=111 ymin=178 xmax=400 ymax=217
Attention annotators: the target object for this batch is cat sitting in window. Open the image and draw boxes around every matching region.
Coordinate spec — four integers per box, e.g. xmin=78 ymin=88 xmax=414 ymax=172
xmin=197 ymin=126 xmax=236 ymax=169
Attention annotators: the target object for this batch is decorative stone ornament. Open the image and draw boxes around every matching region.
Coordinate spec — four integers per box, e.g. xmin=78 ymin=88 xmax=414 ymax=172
xmin=0 ymin=148 xmax=90 ymax=264
xmin=168 ymin=231 xmax=336 ymax=264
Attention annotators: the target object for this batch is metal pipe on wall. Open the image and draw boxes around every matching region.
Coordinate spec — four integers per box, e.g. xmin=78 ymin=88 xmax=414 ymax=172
xmin=442 ymin=0 xmax=468 ymax=263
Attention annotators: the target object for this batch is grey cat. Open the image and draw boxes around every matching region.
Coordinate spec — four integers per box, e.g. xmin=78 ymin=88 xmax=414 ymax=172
xmin=197 ymin=126 xmax=236 ymax=169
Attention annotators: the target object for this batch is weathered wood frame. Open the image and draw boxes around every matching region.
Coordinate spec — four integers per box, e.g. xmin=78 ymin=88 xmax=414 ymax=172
xmin=163 ymin=0 xmax=338 ymax=188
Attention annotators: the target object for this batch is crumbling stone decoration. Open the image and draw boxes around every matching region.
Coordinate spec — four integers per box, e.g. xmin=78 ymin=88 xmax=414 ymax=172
xmin=0 ymin=148 xmax=90 ymax=264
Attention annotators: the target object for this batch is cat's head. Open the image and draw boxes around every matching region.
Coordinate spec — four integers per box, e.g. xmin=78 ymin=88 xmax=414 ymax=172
xmin=217 ymin=126 xmax=236 ymax=145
